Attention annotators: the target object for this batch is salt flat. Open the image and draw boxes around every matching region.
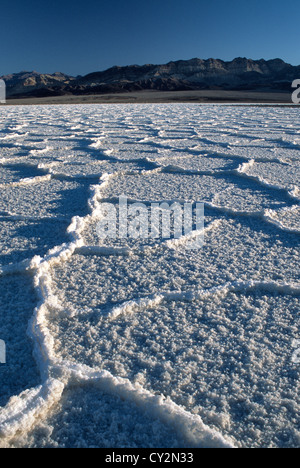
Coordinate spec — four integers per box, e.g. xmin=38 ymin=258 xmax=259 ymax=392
xmin=0 ymin=104 xmax=299 ymax=448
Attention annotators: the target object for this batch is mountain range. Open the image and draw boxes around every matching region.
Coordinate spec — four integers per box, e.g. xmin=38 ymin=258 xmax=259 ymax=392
xmin=2 ymin=57 xmax=299 ymax=99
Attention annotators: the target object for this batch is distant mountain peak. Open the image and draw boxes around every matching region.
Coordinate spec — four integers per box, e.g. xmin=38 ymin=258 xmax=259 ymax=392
xmin=1 ymin=57 xmax=299 ymax=99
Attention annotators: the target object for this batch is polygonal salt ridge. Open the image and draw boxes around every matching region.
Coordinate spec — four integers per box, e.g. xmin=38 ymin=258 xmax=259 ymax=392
xmin=44 ymin=282 xmax=299 ymax=447
xmin=0 ymin=106 xmax=300 ymax=448
xmin=99 ymin=170 xmax=295 ymax=217
xmin=237 ymin=159 xmax=300 ymax=200
xmin=146 ymin=152 xmax=239 ymax=173
xmin=0 ymin=178 xmax=88 ymax=219
xmin=48 ymin=229 xmax=298 ymax=325
xmin=44 ymin=161 xmax=148 ymax=180
xmin=264 ymin=206 xmax=300 ymax=233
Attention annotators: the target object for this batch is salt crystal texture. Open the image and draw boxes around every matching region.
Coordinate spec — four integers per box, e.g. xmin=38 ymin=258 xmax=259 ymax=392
xmin=0 ymin=104 xmax=299 ymax=448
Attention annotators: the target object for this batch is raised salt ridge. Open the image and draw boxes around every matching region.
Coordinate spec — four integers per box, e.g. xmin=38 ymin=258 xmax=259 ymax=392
xmin=0 ymin=104 xmax=299 ymax=448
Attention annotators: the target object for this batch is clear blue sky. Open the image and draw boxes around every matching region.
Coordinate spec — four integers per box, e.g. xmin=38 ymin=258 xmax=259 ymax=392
xmin=1 ymin=0 xmax=299 ymax=76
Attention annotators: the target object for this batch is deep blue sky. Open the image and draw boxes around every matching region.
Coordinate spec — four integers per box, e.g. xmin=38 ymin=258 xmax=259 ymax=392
xmin=1 ymin=0 xmax=299 ymax=76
